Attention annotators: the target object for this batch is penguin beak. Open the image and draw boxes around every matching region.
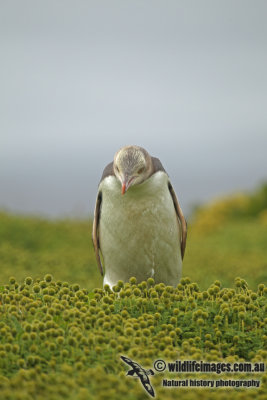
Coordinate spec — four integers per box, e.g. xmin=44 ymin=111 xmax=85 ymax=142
xmin=121 ymin=182 xmax=126 ymax=195
xmin=121 ymin=176 xmax=135 ymax=195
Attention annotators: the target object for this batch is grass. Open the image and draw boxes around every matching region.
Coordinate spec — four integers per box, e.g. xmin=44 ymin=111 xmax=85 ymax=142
xmin=186 ymin=219 xmax=267 ymax=289
xmin=0 ymin=212 xmax=101 ymax=289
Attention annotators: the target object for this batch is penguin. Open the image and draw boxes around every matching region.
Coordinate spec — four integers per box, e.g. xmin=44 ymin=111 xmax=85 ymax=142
xmin=92 ymin=145 xmax=187 ymax=288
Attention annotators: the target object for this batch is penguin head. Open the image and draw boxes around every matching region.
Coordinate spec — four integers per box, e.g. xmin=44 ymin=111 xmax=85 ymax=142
xmin=113 ymin=145 xmax=153 ymax=195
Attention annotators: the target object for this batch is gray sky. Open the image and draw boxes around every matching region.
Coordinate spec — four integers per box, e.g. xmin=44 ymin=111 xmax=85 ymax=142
xmin=1 ymin=0 xmax=267 ymax=217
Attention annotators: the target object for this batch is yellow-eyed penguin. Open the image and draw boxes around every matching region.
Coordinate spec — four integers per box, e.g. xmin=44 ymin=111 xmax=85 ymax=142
xmin=92 ymin=145 xmax=187 ymax=288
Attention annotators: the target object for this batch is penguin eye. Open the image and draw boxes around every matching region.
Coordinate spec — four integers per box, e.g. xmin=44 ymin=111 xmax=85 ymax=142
xmin=137 ymin=167 xmax=145 ymax=174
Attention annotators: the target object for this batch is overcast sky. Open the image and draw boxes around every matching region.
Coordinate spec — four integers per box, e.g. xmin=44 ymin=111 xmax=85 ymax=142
xmin=1 ymin=0 xmax=267 ymax=218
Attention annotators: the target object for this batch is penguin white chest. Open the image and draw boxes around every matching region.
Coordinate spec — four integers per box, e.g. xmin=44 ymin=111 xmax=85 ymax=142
xmin=98 ymin=172 xmax=182 ymax=287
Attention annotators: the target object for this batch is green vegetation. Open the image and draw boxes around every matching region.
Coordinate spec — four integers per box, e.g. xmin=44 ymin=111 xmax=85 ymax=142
xmin=0 ymin=183 xmax=266 ymax=399
xmin=0 ymin=213 xmax=102 ymax=290
xmin=191 ymin=183 xmax=267 ymax=225
xmin=186 ymin=183 xmax=267 ymax=288
xmin=0 ymin=275 xmax=266 ymax=399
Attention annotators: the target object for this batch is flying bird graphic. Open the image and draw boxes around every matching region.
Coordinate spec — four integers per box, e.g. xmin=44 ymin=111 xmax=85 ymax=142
xmin=121 ymin=355 xmax=155 ymax=397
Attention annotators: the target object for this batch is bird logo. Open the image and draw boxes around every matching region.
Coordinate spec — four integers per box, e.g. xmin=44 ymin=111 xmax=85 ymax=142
xmin=121 ymin=355 xmax=155 ymax=397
